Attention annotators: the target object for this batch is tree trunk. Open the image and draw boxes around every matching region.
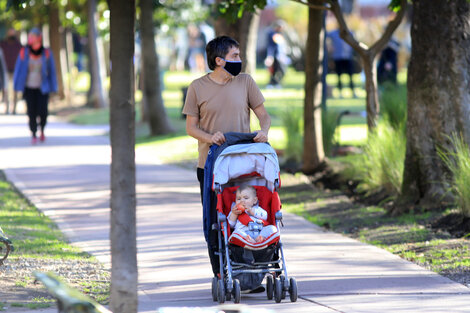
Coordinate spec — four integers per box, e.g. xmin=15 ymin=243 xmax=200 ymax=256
xmin=88 ymin=0 xmax=107 ymax=108
xmin=109 ymin=1 xmax=138 ymax=312
xmin=397 ymin=0 xmax=470 ymax=211
xmin=302 ymin=3 xmax=325 ymax=174
xmin=213 ymin=5 xmax=260 ymax=75
xmin=49 ymin=4 xmax=65 ymax=100
xmin=360 ymin=51 xmax=379 ymax=129
xmin=140 ymin=0 xmax=174 ymax=135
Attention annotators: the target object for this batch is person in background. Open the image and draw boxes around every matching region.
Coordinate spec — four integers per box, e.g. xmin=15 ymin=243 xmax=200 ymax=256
xmin=327 ymin=27 xmax=357 ymax=98
xmin=13 ymin=27 xmax=57 ymax=144
xmin=0 ymin=28 xmax=20 ymax=114
xmin=264 ymin=20 xmax=290 ymax=89
xmin=377 ymin=38 xmax=400 ymax=86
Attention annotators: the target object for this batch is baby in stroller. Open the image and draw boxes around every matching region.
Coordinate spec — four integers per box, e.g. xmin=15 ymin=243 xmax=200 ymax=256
xmin=228 ymin=185 xmax=277 ymax=243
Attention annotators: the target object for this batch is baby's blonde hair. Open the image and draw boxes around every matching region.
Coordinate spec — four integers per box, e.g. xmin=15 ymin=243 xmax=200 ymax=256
xmin=236 ymin=185 xmax=257 ymax=197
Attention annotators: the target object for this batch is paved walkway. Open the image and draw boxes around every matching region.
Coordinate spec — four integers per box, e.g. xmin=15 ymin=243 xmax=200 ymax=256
xmin=1 ymin=114 xmax=470 ymax=313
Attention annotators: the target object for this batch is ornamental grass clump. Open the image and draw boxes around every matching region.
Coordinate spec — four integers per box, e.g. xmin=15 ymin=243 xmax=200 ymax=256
xmin=380 ymin=82 xmax=407 ymax=132
xmin=437 ymin=133 xmax=470 ymax=217
xmin=281 ymin=107 xmax=303 ymax=164
xmin=360 ymin=121 xmax=406 ymax=196
xmin=322 ymin=109 xmax=340 ymax=156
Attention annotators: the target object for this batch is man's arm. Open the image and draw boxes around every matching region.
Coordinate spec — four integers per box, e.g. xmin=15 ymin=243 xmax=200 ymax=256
xmin=186 ymin=115 xmax=226 ymax=145
xmin=252 ymin=104 xmax=271 ymax=143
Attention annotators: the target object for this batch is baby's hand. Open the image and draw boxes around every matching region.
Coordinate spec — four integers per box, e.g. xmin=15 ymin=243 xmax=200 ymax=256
xmin=236 ymin=203 xmax=245 ymax=213
xmin=255 ymin=235 xmax=265 ymax=243
xmin=232 ymin=203 xmax=245 ymax=215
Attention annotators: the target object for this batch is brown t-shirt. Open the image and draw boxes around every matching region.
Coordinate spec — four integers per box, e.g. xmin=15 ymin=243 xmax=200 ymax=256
xmin=183 ymin=73 xmax=265 ymax=168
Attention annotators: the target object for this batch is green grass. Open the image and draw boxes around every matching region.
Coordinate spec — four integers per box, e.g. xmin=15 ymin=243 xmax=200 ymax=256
xmin=0 ymin=179 xmax=89 ymax=259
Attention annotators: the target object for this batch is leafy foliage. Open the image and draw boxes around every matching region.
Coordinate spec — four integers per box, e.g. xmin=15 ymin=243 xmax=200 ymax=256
xmin=152 ymin=0 xmax=209 ymax=28
xmin=216 ymin=0 xmax=267 ymax=23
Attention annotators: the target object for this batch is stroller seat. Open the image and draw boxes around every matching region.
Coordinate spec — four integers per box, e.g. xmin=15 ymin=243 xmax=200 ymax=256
xmin=220 ymin=186 xmax=281 ymax=250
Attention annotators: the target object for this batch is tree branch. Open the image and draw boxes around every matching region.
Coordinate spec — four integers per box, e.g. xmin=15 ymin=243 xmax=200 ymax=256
xmin=326 ymin=0 xmax=367 ymax=53
xmin=369 ymin=0 xmax=408 ymax=54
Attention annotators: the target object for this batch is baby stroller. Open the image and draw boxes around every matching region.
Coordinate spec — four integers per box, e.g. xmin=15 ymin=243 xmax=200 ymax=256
xmin=203 ymin=132 xmax=297 ymax=304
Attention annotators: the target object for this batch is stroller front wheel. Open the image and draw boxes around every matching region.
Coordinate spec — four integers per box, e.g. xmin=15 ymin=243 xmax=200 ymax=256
xmin=274 ymin=277 xmax=282 ymax=303
xmin=233 ymin=279 xmax=241 ymax=303
xmin=289 ymin=277 xmax=298 ymax=302
xmin=266 ymin=275 xmax=274 ymax=300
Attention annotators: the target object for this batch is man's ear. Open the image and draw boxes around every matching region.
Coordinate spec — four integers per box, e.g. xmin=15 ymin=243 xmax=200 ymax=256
xmin=215 ymin=56 xmax=224 ymax=67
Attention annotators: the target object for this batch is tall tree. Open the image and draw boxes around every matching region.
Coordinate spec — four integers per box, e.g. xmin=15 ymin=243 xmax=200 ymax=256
xmin=396 ymin=0 xmax=470 ymax=213
xmin=293 ymin=0 xmax=407 ymax=130
xmin=88 ymin=0 xmax=107 ymax=108
xmin=109 ymin=0 xmax=138 ymax=312
xmin=49 ymin=3 xmax=66 ymax=100
xmin=139 ymin=0 xmax=174 ymax=135
xmin=302 ymin=1 xmax=325 ymax=173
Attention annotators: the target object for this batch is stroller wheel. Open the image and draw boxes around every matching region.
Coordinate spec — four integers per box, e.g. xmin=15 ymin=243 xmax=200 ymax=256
xmin=289 ymin=277 xmax=298 ymax=302
xmin=211 ymin=277 xmax=218 ymax=302
xmin=225 ymin=283 xmax=232 ymax=302
xmin=266 ymin=275 xmax=274 ymax=300
xmin=274 ymin=277 xmax=282 ymax=303
xmin=217 ymin=279 xmax=225 ymax=304
xmin=233 ymin=279 xmax=241 ymax=303
xmin=279 ymin=275 xmax=286 ymax=299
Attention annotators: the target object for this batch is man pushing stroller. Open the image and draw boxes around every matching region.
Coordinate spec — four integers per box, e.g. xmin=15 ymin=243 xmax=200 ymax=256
xmin=182 ymin=35 xmax=271 ymax=277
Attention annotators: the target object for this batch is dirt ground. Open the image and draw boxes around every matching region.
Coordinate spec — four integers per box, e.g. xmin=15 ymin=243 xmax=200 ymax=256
xmin=0 ymin=256 xmax=109 ymax=311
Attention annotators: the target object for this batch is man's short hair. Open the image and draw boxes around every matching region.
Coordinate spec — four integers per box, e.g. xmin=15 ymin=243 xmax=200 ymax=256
xmin=206 ymin=36 xmax=239 ymax=71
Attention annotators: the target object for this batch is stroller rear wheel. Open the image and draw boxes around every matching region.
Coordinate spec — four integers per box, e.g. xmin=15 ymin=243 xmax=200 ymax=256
xmin=266 ymin=275 xmax=274 ymax=300
xmin=289 ymin=277 xmax=298 ymax=302
xmin=274 ymin=277 xmax=282 ymax=303
xmin=217 ymin=279 xmax=225 ymax=304
xmin=233 ymin=279 xmax=241 ymax=303
xmin=211 ymin=277 xmax=218 ymax=302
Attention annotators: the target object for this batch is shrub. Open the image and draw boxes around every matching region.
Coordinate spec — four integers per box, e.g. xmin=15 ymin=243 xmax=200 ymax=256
xmin=322 ymin=109 xmax=340 ymax=156
xmin=281 ymin=107 xmax=303 ymax=163
xmin=380 ymin=82 xmax=407 ymax=131
xmin=359 ymin=121 xmax=406 ymax=196
xmin=437 ymin=133 xmax=470 ymax=217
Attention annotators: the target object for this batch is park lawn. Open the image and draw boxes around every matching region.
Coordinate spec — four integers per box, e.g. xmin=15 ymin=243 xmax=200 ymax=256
xmin=66 ymin=68 xmax=368 ymax=161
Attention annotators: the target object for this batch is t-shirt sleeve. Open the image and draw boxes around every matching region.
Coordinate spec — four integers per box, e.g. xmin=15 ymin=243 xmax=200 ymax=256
xmin=246 ymin=75 xmax=265 ymax=110
xmin=182 ymin=83 xmax=199 ymax=117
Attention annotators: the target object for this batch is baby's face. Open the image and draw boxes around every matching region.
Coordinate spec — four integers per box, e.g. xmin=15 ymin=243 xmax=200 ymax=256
xmin=235 ymin=189 xmax=257 ymax=209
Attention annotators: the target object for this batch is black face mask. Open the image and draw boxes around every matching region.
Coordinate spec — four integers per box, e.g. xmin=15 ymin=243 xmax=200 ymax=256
xmin=222 ymin=59 xmax=242 ymax=76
